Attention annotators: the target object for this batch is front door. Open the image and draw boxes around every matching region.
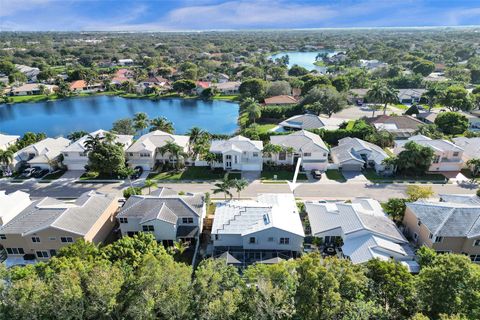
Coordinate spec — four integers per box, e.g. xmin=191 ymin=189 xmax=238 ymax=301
xmin=225 ymin=155 xmax=232 ymax=169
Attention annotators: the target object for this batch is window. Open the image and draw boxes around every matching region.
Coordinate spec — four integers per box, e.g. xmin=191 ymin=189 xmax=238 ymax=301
xmin=182 ymin=217 xmax=194 ymax=224
xmin=60 ymin=237 xmax=74 ymax=243
xmin=79 ymin=152 xmax=87 ymax=157
xmin=36 ymin=251 xmax=49 ymax=258
xmin=268 ymin=237 xmax=274 ymax=242
xmin=417 ymin=220 xmax=422 ymax=226
xmin=434 ymin=236 xmax=443 ymax=243
xmin=226 ymin=155 xmax=232 ymax=160
xmin=280 ymin=237 xmax=290 ymax=245
xmin=119 ymin=217 xmax=128 ymax=224
xmin=0 ymin=234 xmax=6 ymax=240
xmin=453 ymin=152 xmax=459 ymax=157
xmin=6 ymin=248 xmax=24 ymax=255
xmin=474 ymin=239 xmax=480 ymax=246
xmin=215 ymin=234 xmax=219 ymax=241
xmin=253 ymin=152 xmax=258 ymax=157
xmin=413 ymin=233 xmax=418 ymax=241
xmin=279 ymin=151 xmax=286 ymax=161
xmin=433 ymin=155 xmax=440 ymax=163
xmin=31 ymin=236 xmax=40 ymax=243
xmin=140 ymin=153 xmax=150 ymax=157
xmin=129 ymin=153 xmax=134 ymax=157
xmin=142 ymin=225 xmax=154 ymax=232
xmin=49 ymin=250 xmax=57 ymax=257
xmin=249 ymin=237 xmax=256 ymax=244
xmin=63 ymin=153 xmax=69 ymax=157
xmin=429 ymin=233 xmax=433 ymax=239
xmin=470 ymin=255 xmax=480 ymax=262
xmin=303 ymin=152 xmax=311 ymax=157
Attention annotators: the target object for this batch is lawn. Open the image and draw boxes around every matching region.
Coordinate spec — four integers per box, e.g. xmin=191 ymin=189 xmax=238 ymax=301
xmin=325 ymin=169 xmax=347 ymax=182
xmin=363 ymin=169 xmax=447 ymax=183
xmin=255 ymin=123 xmax=277 ymax=134
xmin=261 ymin=169 xmax=308 ymax=181
xmin=41 ymin=170 xmax=66 ymax=180
xmin=8 ymin=94 xmax=56 ymax=103
xmin=147 ymin=167 xmax=241 ymax=181
xmin=212 ymin=94 xmax=239 ymax=101
xmin=79 ymin=172 xmax=123 ymax=181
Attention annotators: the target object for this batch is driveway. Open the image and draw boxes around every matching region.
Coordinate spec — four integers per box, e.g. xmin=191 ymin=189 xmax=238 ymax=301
xmin=242 ymin=171 xmax=261 ymax=182
xmin=59 ymin=170 xmax=85 ymax=180
xmin=341 ymin=171 xmax=369 ymax=183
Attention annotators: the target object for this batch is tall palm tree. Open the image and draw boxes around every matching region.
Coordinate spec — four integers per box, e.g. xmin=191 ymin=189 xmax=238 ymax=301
xmin=244 ymin=100 xmax=261 ymax=124
xmin=150 ymin=117 xmax=174 ymax=133
xmin=0 ymin=149 xmax=14 ymax=171
xmin=213 ymin=174 xmax=234 ymax=200
xmin=233 ymin=178 xmax=249 ymax=199
xmin=84 ymin=134 xmax=102 ymax=151
xmin=133 ymin=112 xmax=149 ymax=135
xmin=157 ymin=141 xmax=186 ymax=170
xmin=144 ymin=179 xmax=158 ymax=194
xmin=423 ymin=86 xmax=440 ymax=112
xmin=367 ymin=82 xmax=399 ymax=115
xmin=467 ymin=158 xmax=480 ymax=183
xmin=187 ymin=127 xmax=208 ymax=156
xmin=103 ymin=132 xmax=116 ymax=144
xmin=262 ymin=143 xmax=283 ymax=158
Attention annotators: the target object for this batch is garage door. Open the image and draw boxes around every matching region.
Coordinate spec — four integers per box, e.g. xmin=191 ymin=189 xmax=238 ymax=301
xmin=303 ymin=162 xmax=328 ymax=171
xmin=242 ymin=163 xmax=262 ymax=171
xmin=340 ymin=164 xmax=363 ymax=171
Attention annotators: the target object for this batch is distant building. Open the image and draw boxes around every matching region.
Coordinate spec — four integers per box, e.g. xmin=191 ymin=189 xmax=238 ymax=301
xmin=69 ymin=80 xmax=104 ymax=93
xmin=118 ymin=59 xmax=134 ymax=66
xmin=11 ymin=83 xmax=57 ymax=96
xmin=15 ymin=64 xmax=40 ymax=81
xmin=264 ymin=95 xmax=298 ymax=106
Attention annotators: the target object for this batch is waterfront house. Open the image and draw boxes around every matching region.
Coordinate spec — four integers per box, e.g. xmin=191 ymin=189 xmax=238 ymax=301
xmin=394 ymin=135 xmax=464 ymax=172
xmin=0 ymin=191 xmax=118 ymax=267
xmin=306 ymin=199 xmax=414 ymax=265
xmin=62 ymin=130 xmax=133 ymax=171
xmin=211 ymin=81 xmax=240 ymax=94
xmin=125 ymin=130 xmax=190 ymax=170
xmin=69 ymin=80 xmax=105 ymax=93
xmin=264 ymin=95 xmax=298 ymax=106
xmin=278 ymin=114 xmax=344 ymax=131
xmin=209 ymin=136 xmax=263 ymax=171
xmin=116 ymin=187 xmax=205 ymax=246
xmin=195 ymin=81 xmax=211 ymax=94
xmin=12 ymin=137 xmax=71 ymax=171
xmin=331 ymin=137 xmax=391 ymax=173
xmin=268 ymin=130 xmax=329 ymax=171
xmin=11 ymin=83 xmax=57 ymax=96
xmin=0 ymin=133 xmax=19 ymax=150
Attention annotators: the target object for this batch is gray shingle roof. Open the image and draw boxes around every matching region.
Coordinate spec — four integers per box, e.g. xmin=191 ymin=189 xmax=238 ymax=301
xmin=0 ymin=191 xmax=117 ymax=236
xmin=63 ymin=129 xmax=132 ymax=152
xmin=126 ymin=130 xmax=189 ymax=153
xmin=270 ymin=130 xmax=328 ymax=153
xmin=396 ymin=135 xmax=463 ymax=153
xmin=210 ymin=135 xmax=263 ymax=153
xmin=452 ymin=137 xmax=480 ymax=160
xmin=331 ymin=137 xmax=387 ymax=165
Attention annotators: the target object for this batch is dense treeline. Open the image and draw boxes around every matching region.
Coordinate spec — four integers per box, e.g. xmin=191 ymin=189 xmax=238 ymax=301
xmin=1 ymin=233 xmax=479 ymax=320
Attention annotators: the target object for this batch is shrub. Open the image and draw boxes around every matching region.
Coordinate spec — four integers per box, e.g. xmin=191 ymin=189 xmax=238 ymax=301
xmin=123 ymin=187 xmax=142 ymax=199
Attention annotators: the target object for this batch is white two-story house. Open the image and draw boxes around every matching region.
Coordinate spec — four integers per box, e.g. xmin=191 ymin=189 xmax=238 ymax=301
xmin=211 ymin=193 xmax=305 ymax=265
xmin=209 ymin=135 xmax=263 ymax=171
xmin=0 ymin=134 xmax=20 ymax=151
xmin=12 ymin=137 xmax=71 ymax=171
xmin=125 ymin=130 xmax=190 ymax=170
xmin=268 ymin=130 xmax=329 ymax=171
xmin=116 ymin=187 xmax=205 ymax=247
xmin=394 ymin=135 xmax=464 ymax=172
xmin=62 ymin=130 xmax=133 ymax=170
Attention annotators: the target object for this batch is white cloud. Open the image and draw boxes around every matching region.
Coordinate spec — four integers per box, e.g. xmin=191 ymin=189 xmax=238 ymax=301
xmin=0 ymin=0 xmax=53 ymax=17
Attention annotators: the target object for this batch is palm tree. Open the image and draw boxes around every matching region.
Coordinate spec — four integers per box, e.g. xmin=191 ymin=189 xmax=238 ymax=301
xmin=122 ymin=80 xmax=136 ymax=94
xmin=262 ymin=143 xmax=283 ymax=158
xmin=144 ymin=179 xmax=158 ymax=194
xmin=0 ymin=149 xmax=14 ymax=171
xmin=133 ymin=112 xmax=149 ymax=135
xmin=84 ymin=134 xmax=102 ymax=151
xmin=423 ymin=86 xmax=440 ymax=111
xmin=103 ymin=132 xmax=116 ymax=144
xmin=213 ymin=174 xmax=234 ymax=200
xmin=157 ymin=141 xmax=186 ymax=170
xmin=243 ymin=99 xmax=261 ymax=124
xmin=233 ymin=178 xmax=249 ymax=199
xmin=370 ymin=104 xmax=383 ymax=117
xmin=367 ymin=81 xmax=399 ymax=115
xmin=171 ymin=241 xmax=189 ymax=255
xmin=381 ymin=156 xmax=398 ymax=175
xmin=187 ymin=127 xmax=208 ymax=156
xmin=150 ymin=117 xmax=174 ymax=133
xmin=467 ymin=158 xmax=480 ymax=183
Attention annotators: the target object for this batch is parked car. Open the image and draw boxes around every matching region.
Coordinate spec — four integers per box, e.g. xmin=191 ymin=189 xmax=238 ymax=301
xmin=311 ymin=169 xmax=322 ymax=179
xmin=32 ymin=169 xmax=49 ymax=178
xmin=131 ymin=166 xmax=144 ymax=180
xmin=20 ymin=168 xmax=38 ymax=178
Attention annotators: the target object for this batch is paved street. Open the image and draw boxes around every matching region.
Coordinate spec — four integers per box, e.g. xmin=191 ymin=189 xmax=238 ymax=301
xmin=1 ymin=177 xmax=477 ymax=202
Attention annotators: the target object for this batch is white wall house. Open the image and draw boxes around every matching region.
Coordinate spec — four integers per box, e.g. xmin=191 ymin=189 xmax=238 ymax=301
xmin=125 ymin=130 xmax=190 ymax=171
xmin=0 ymin=134 xmax=19 ymax=151
xmin=306 ymin=199 xmax=414 ymax=266
xmin=331 ymin=137 xmax=391 ymax=173
xmin=394 ymin=135 xmax=464 ymax=172
xmin=268 ymin=130 xmax=329 ymax=171
xmin=116 ymin=188 xmax=206 ymax=246
xmin=62 ymin=130 xmax=133 ymax=171
xmin=211 ymin=193 xmax=305 ymax=257
xmin=209 ymin=136 xmax=263 ymax=171
xmin=12 ymin=137 xmax=71 ymax=171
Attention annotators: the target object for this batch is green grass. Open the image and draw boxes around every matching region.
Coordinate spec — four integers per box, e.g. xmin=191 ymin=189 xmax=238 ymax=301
xmin=42 ymin=170 xmax=66 ymax=180
xmin=363 ymin=169 xmax=447 ymax=183
xmin=345 ymin=120 xmax=355 ymax=130
xmin=393 ymin=104 xmax=409 ymax=110
xmin=79 ymin=172 xmax=123 ymax=180
xmin=261 ymin=170 xmax=308 ymax=181
xmin=325 ymin=169 xmax=346 ymax=182
xmin=313 ymin=60 xmax=325 ymax=67
xmin=147 ymin=167 xmax=241 ymax=181
xmin=255 ymin=123 xmax=276 ymax=134
xmin=212 ymin=94 xmax=239 ymax=101
xmin=7 ymin=94 xmax=55 ymax=103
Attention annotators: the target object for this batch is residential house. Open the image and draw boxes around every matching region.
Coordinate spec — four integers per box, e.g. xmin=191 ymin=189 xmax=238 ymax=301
xmin=212 ymin=193 xmax=305 ymax=265
xmin=0 ymin=191 xmax=32 ymax=226
xmin=397 ymin=89 xmax=426 ymax=104
xmin=0 ymin=191 xmax=118 ymax=267
xmin=125 ymin=130 xmax=190 ymax=170
xmin=404 ymin=194 xmax=480 ymax=262
xmin=306 ymin=199 xmax=414 ymax=267
xmin=452 ymin=137 xmax=480 ymax=163
xmin=331 ymin=137 xmax=391 ymax=173
xmin=211 ymin=81 xmax=240 ymax=94
xmin=69 ymin=80 xmax=104 ymax=93
xmin=116 ymin=187 xmax=205 ymax=246
xmin=358 ymin=59 xmax=388 ymax=70
xmin=111 ymin=68 xmax=133 ymax=85
xmin=15 ymin=64 xmax=40 ymax=81
xmin=12 ymin=137 xmax=71 ymax=171
xmin=209 ymin=135 xmax=263 ymax=171
xmin=394 ymin=135 xmax=464 ymax=172
xmin=264 ymin=95 xmax=298 ymax=106
xmin=10 ymin=83 xmax=57 ymax=96
xmin=196 ymin=81 xmax=211 ymax=94
xmin=62 ymin=130 xmax=133 ymax=170
xmin=217 ymin=73 xmax=230 ymax=83
xmin=0 ymin=133 xmax=19 ymax=150
xmin=278 ymin=114 xmax=344 ymax=131
xmin=268 ymin=130 xmax=329 ymax=171
xmin=367 ymin=115 xmax=425 ymax=139
xmin=118 ymin=59 xmax=134 ymax=66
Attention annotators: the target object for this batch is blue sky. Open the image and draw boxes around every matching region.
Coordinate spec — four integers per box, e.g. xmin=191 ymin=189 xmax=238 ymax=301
xmin=1 ymin=0 xmax=479 ymax=31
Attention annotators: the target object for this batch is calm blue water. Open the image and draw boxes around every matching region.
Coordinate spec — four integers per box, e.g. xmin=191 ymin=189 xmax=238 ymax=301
xmin=0 ymin=96 xmax=239 ymax=136
xmin=269 ymin=51 xmax=336 ymax=73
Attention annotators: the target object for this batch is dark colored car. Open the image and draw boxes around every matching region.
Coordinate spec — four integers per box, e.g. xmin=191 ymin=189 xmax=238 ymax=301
xmin=20 ymin=167 xmax=38 ymax=178
xmin=311 ymin=170 xmax=322 ymax=179
xmin=131 ymin=166 xmax=144 ymax=180
xmin=33 ymin=169 xmax=49 ymax=178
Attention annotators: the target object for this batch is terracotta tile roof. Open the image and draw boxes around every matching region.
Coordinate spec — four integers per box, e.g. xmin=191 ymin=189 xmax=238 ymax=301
xmin=69 ymin=80 xmax=86 ymax=90
xmin=196 ymin=81 xmax=210 ymax=89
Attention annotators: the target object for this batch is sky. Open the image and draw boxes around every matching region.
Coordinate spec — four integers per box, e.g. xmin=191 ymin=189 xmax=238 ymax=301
xmin=0 ymin=0 xmax=479 ymax=31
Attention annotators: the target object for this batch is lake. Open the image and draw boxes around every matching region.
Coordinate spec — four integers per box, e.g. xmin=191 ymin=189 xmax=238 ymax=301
xmin=0 ymin=96 xmax=239 ymax=137
xmin=269 ymin=50 xmax=337 ymax=73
